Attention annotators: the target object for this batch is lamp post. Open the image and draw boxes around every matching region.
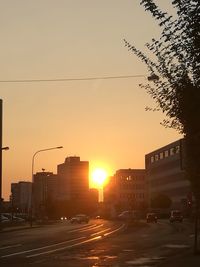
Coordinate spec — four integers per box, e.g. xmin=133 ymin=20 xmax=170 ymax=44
xmin=0 ymin=147 xmax=9 ymax=202
xmin=30 ymin=146 xmax=63 ymax=227
xmin=0 ymin=146 xmax=9 ymax=225
xmin=1 ymin=147 xmax=9 ymax=151
xmin=0 ymin=98 xmax=10 ymax=226
xmin=0 ymin=100 xmax=3 ymax=216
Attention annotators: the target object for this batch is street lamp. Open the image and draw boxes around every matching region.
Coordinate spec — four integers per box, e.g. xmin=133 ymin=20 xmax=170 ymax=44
xmin=30 ymin=146 xmax=63 ymax=227
xmin=1 ymin=147 xmax=9 ymax=151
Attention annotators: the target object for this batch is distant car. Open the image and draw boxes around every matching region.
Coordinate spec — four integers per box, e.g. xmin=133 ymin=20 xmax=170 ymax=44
xmin=146 ymin=213 xmax=158 ymax=223
xmin=95 ymin=215 xmax=102 ymax=219
xmin=169 ymin=210 xmax=183 ymax=223
xmin=60 ymin=216 xmax=68 ymax=221
xmin=70 ymin=214 xmax=89 ymax=224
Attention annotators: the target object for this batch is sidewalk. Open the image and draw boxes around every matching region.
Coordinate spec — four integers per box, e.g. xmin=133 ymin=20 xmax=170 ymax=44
xmin=158 ymin=249 xmax=200 ymax=267
xmin=0 ymin=223 xmax=39 ymax=233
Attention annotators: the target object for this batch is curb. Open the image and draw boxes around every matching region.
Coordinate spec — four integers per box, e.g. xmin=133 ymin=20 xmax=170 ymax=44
xmin=157 ymin=248 xmax=200 ymax=267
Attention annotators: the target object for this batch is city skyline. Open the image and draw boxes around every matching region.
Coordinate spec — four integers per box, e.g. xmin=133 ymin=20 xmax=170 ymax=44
xmin=0 ymin=1 xmax=182 ymax=200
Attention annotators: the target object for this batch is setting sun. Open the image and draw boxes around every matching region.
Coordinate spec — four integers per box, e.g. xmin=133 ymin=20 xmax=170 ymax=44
xmin=91 ymin=168 xmax=108 ymax=188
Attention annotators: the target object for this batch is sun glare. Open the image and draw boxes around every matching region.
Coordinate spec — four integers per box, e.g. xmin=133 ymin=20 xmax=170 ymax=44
xmin=91 ymin=168 xmax=108 ymax=188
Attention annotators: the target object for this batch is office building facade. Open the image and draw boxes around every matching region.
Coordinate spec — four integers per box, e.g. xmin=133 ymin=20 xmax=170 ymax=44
xmin=145 ymin=139 xmax=191 ymax=210
xmin=57 ymin=156 xmax=89 ymax=201
xmin=104 ymin=169 xmax=147 ymax=211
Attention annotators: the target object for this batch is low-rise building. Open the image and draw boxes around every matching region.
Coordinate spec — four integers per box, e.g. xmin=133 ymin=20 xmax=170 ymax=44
xmin=104 ymin=169 xmax=147 ymax=213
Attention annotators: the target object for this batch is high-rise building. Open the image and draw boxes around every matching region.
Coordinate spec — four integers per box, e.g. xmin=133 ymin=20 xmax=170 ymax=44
xmin=11 ymin=181 xmax=32 ymax=213
xmin=145 ymin=139 xmax=191 ymax=210
xmin=33 ymin=171 xmax=58 ymax=217
xmin=57 ymin=156 xmax=89 ymax=201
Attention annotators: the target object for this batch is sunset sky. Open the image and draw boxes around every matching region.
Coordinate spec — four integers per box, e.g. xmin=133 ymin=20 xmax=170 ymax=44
xmin=0 ymin=0 xmax=181 ymax=200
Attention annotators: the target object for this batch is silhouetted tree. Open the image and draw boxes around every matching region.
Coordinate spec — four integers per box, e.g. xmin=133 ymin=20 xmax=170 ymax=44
xmin=124 ymin=0 xmax=200 ymax=253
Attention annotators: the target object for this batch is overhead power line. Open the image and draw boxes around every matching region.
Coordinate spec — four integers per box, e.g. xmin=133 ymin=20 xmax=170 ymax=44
xmin=0 ymin=74 xmax=147 ymax=83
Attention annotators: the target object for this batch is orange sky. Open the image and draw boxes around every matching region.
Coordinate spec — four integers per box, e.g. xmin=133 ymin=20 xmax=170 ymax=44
xmin=0 ymin=1 xmax=181 ymax=200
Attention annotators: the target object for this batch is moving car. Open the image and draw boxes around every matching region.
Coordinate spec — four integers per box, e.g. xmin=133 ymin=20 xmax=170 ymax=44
xmin=70 ymin=214 xmax=89 ymax=224
xmin=60 ymin=216 xmax=68 ymax=221
xmin=169 ymin=210 xmax=183 ymax=223
xmin=146 ymin=213 xmax=158 ymax=223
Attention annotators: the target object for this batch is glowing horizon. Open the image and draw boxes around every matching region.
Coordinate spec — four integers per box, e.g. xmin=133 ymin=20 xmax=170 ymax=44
xmin=90 ymin=167 xmax=109 ymax=188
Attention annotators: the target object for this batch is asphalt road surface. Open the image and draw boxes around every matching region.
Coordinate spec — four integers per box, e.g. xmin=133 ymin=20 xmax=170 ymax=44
xmin=0 ymin=218 xmax=195 ymax=267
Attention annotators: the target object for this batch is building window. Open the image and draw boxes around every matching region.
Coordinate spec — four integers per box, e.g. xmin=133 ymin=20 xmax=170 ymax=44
xmin=126 ymin=175 xmax=132 ymax=181
xmin=170 ymin=147 xmax=175 ymax=156
xmin=175 ymin=145 xmax=180 ymax=154
xmin=164 ymin=150 xmax=169 ymax=157
xmin=155 ymin=154 xmax=159 ymax=161
xmin=151 ymin=156 xmax=154 ymax=163
xmin=160 ymin=152 xmax=164 ymax=159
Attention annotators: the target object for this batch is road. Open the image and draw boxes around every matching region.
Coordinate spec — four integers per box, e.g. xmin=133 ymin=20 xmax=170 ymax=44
xmin=0 ymin=218 xmax=195 ymax=267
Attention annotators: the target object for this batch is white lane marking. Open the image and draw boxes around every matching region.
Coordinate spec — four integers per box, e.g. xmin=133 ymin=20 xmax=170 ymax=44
xmin=78 ymin=224 xmax=104 ymax=233
xmin=67 ymin=223 xmax=96 ymax=231
xmin=90 ymin=228 xmax=111 ymax=236
xmin=27 ymin=236 xmax=102 ymax=258
xmin=27 ymin=224 xmax=125 ymax=258
xmin=0 ymin=244 xmax=22 ymax=250
xmin=67 ymin=224 xmax=103 ymax=233
xmin=104 ymin=224 xmax=126 ymax=236
xmin=1 ymin=237 xmax=85 ymax=258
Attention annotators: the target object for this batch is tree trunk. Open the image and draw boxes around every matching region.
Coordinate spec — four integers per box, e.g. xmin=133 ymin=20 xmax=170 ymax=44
xmin=194 ymin=201 xmax=199 ymax=254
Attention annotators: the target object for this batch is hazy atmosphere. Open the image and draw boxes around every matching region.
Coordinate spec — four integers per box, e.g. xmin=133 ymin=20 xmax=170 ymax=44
xmin=0 ymin=0 xmax=181 ymax=200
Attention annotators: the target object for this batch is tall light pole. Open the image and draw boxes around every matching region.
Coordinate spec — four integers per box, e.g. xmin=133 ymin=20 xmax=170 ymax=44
xmin=0 ymin=99 xmax=9 ymax=225
xmin=0 ymin=99 xmax=3 ymax=208
xmin=30 ymin=146 xmax=63 ymax=227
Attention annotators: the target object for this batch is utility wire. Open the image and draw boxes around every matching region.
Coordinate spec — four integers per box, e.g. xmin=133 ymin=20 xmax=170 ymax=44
xmin=0 ymin=74 xmax=146 ymax=83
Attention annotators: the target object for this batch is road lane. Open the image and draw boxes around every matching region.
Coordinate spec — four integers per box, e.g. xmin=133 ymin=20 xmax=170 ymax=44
xmin=36 ymin=219 xmax=193 ymax=267
xmin=0 ymin=220 xmax=101 ymax=250
xmin=1 ymin=237 xmax=86 ymax=258
xmin=26 ymin=224 xmax=125 ymax=258
xmin=0 ymin=219 xmax=123 ymax=259
xmin=0 ymin=219 xmax=194 ymax=267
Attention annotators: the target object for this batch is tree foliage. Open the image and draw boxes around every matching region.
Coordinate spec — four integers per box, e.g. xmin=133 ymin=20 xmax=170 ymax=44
xmin=124 ymin=0 xmax=200 ymax=201
xmin=124 ymin=0 xmax=200 ymax=132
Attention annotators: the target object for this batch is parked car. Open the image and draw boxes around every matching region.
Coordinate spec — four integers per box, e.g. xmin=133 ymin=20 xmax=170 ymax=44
xmin=3 ymin=213 xmax=25 ymax=222
xmin=0 ymin=214 xmax=10 ymax=223
xmin=118 ymin=211 xmax=132 ymax=220
xmin=118 ymin=210 xmax=140 ymax=220
xmin=146 ymin=212 xmax=158 ymax=223
xmin=70 ymin=214 xmax=89 ymax=224
xmin=169 ymin=210 xmax=183 ymax=223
